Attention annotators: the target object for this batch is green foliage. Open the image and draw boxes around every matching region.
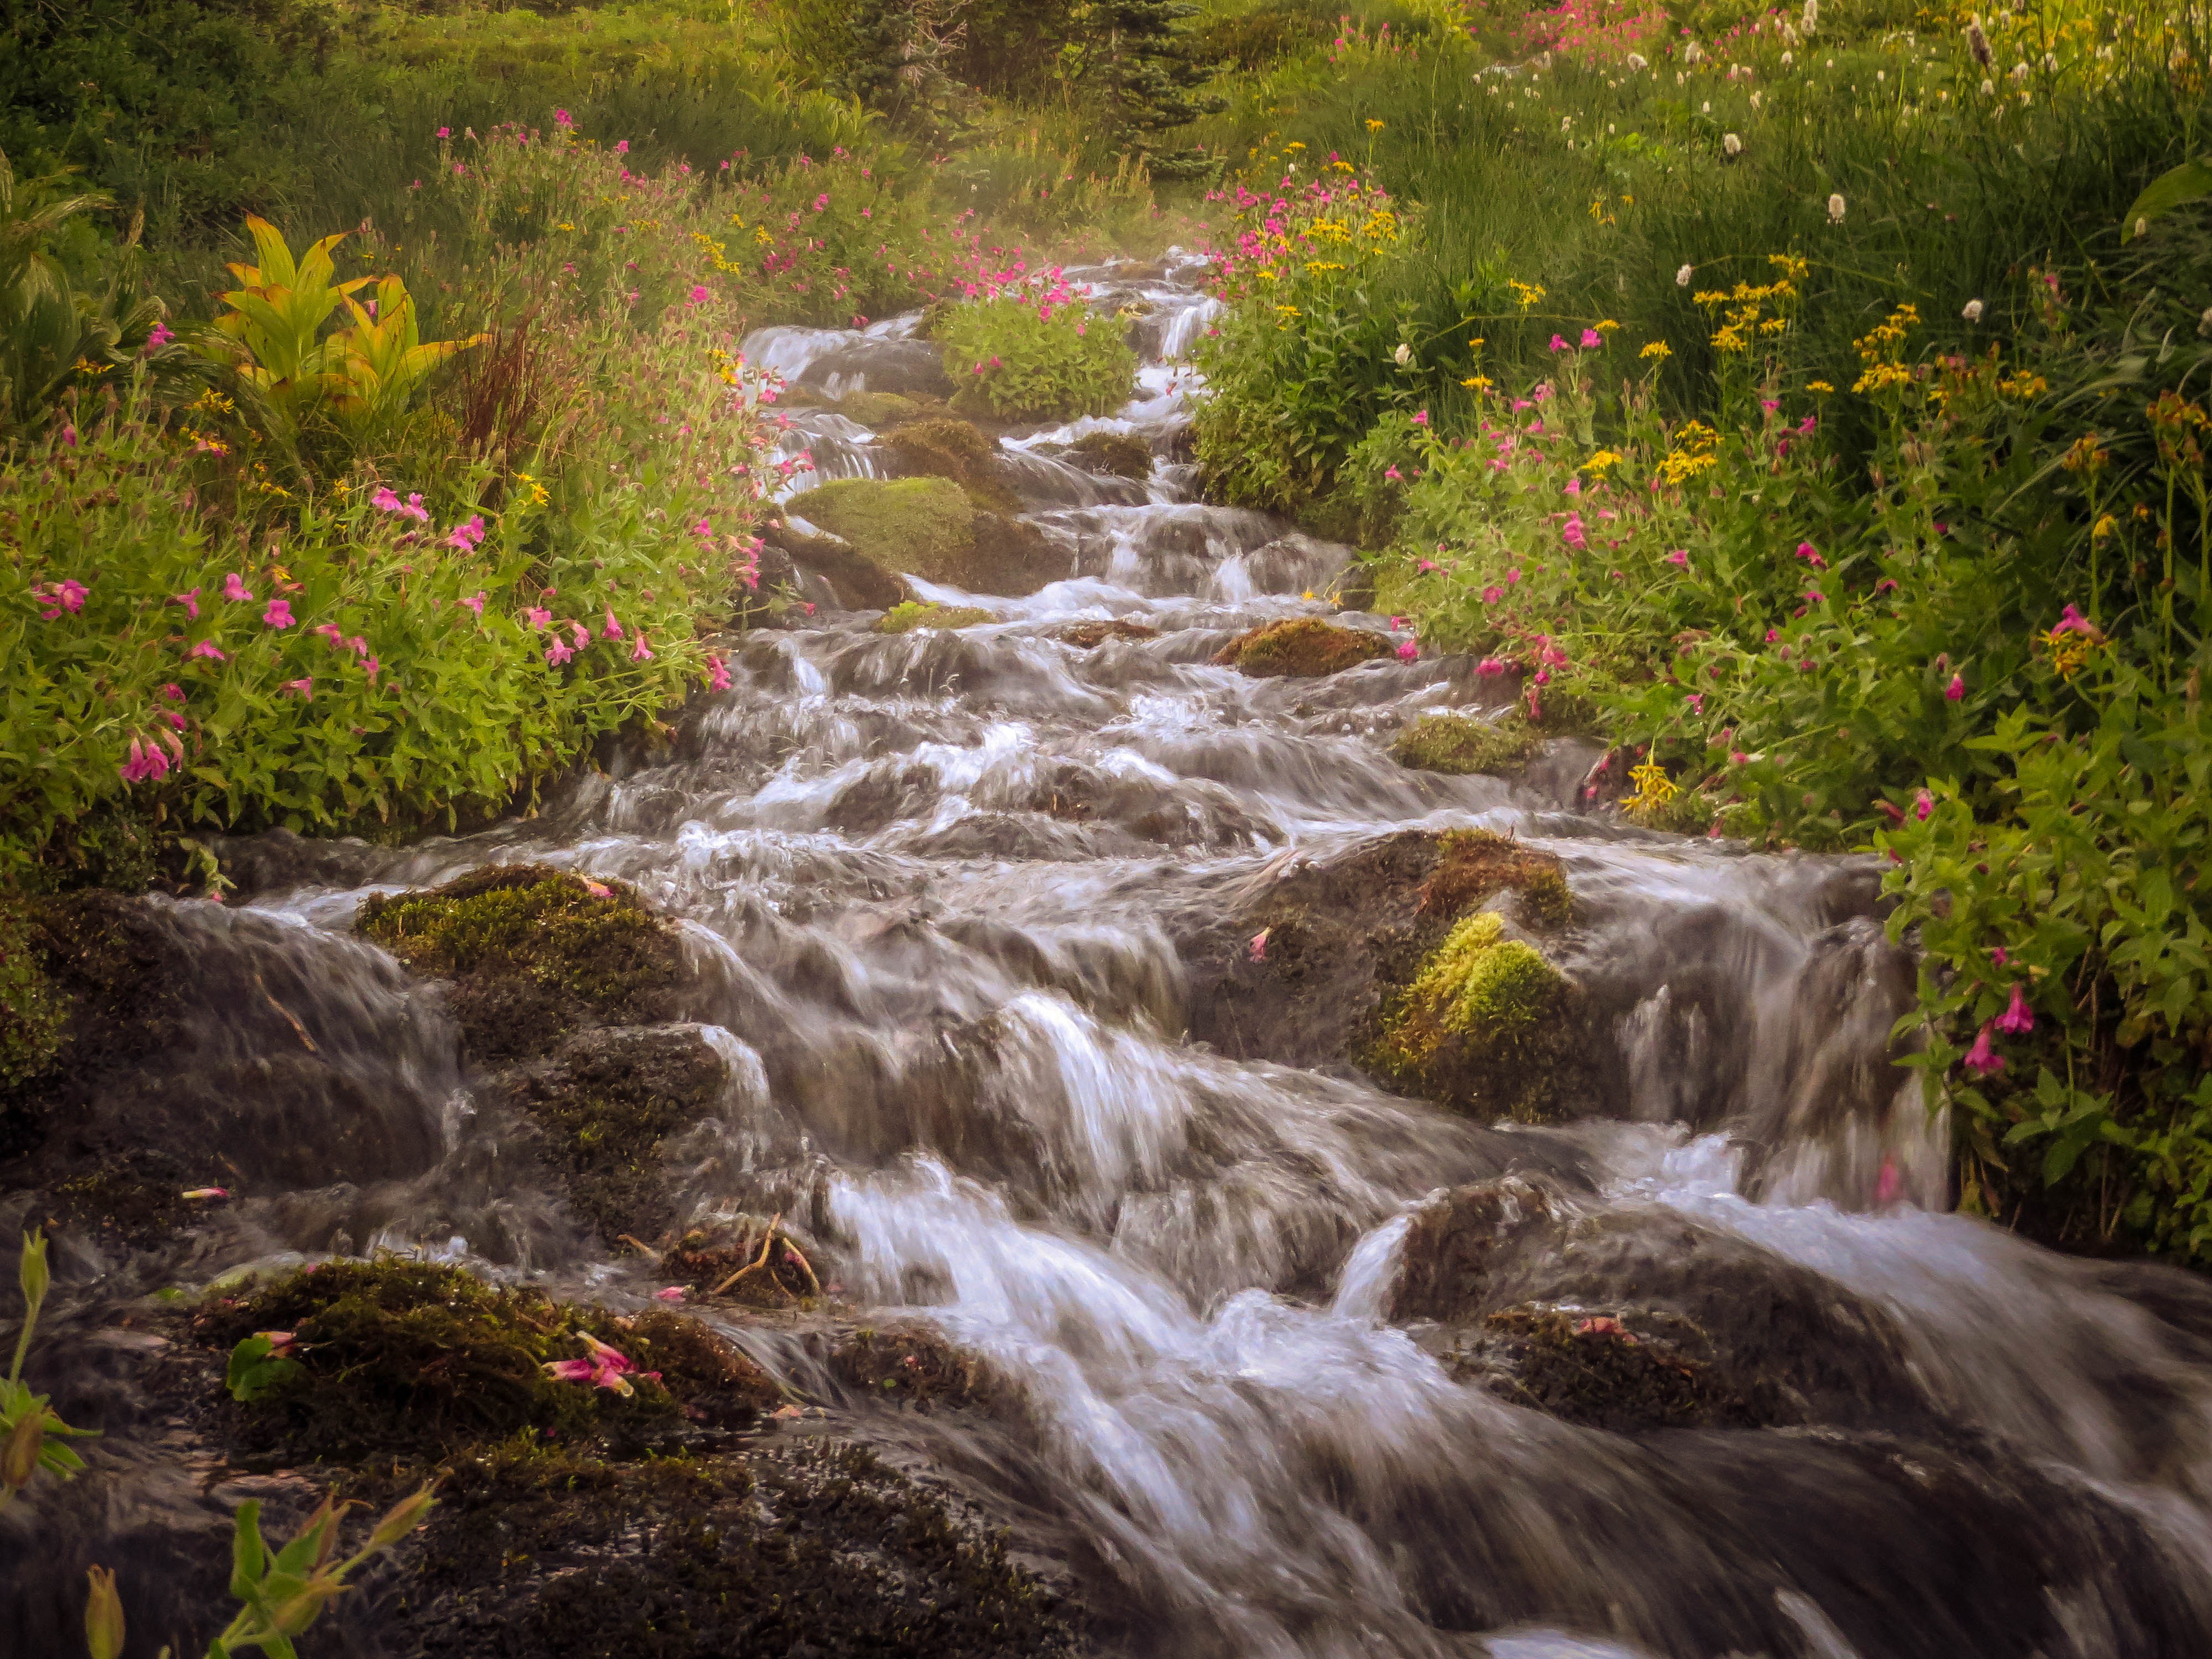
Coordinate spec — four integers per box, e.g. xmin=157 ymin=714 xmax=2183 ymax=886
xmin=877 ymin=599 xmax=994 ymax=631
xmin=0 ymin=899 xmax=67 ymax=1088
xmin=225 ymin=1332 xmax=304 ymax=1402
xmin=938 ymin=291 xmax=1137 ymax=420
xmin=1391 ymin=711 xmax=1536 ymax=775
xmin=3 ymin=1231 xmax=97 ymax=1511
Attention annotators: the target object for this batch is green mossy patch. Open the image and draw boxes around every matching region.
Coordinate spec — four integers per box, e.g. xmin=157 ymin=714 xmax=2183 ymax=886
xmin=0 ymin=893 xmax=69 ymax=1093
xmin=833 ymin=389 xmax=927 ymax=427
xmin=356 ymin=864 xmax=682 ymax=1063
xmin=1056 ymin=618 xmax=1157 ymax=649
xmin=1392 ymin=712 xmax=1540 ymax=778
xmin=1365 ymin=911 xmax=1575 ymax=1124
xmin=409 ymin=1437 xmax=1079 ymax=1659
xmin=877 ymin=599 xmax=995 ymax=634
xmin=1212 ymin=617 xmax=1392 ymax=677
xmin=797 ymin=476 xmax=1062 ymax=596
xmin=195 ymin=1259 xmax=778 ymax=1464
xmin=881 ymin=418 xmax=1023 ymax=515
xmin=1067 ymin=430 xmax=1154 ymax=481
xmin=508 ymin=1027 xmax=728 ymax=1247
xmin=1420 ymin=828 xmax=1574 ymax=929
xmin=831 ymin=1325 xmax=1006 ymax=1413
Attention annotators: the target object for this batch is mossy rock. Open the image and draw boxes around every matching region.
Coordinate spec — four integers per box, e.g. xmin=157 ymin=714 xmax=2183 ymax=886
xmin=1188 ymin=830 xmax=1590 ymax=1120
xmin=761 ymin=518 xmax=908 ymax=611
xmin=831 ymin=1324 xmax=1007 ymax=1413
xmin=1447 ymin=1306 xmax=1775 ymax=1432
xmin=1212 ymin=617 xmax=1392 ymax=677
xmin=195 ymin=1259 xmax=776 ymax=1463
xmin=877 ymin=600 xmax=995 ymax=634
xmin=1365 ymin=911 xmax=1575 ymax=1123
xmin=797 ymin=477 xmax=1065 ymax=597
xmin=1056 ymin=618 xmax=1157 ymax=649
xmin=1067 ymin=431 xmax=1154 ymax=481
xmin=1392 ymin=712 xmax=1540 ymax=778
xmin=356 ymin=864 xmax=682 ymax=1063
xmin=834 ymin=389 xmax=925 ymax=428
xmin=880 ymin=418 xmax=1022 ymax=515
xmin=0 ymin=893 xmax=69 ymax=1095
xmin=409 ymin=1437 xmax=1079 ymax=1659
xmin=508 ymin=1026 xmax=728 ymax=1247
xmin=660 ymin=1220 xmax=825 ymax=1307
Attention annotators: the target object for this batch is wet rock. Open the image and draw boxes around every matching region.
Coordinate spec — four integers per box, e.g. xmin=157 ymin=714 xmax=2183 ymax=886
xmin=1066 ymin=431 xmax=1155 ymax=481
xmin=830 ymin=1323 xmax=1009 ymax=1413
xmin=761 ymin=518 xmax=907 ymax=610
xmin=793 ymin=335 xmax=954 ymax=400
xmin=880 ymin=418 xmax=1024 ymax=515
xmin=356 ymin=864 xmax=686 ymax=1063
xmin=1390 ymin=1179 xmax=1932 ymax=1432
xmin=833 ymin=388 xmax=928 ymax=427
xmin=1212 ymin=616 xmax=1391 ymax=677
xmin=504 ymin=1025 xmax=729 ymax=1248
xmin=1392 ymin=710 xmax=1538 ymax=777
xmin=1187 ymin=829 xmax=1593 ymax=1122
xmin=797 ymin=477 xmax=1068 ymax=597
xmin=877 ymin=600 xmax=995 ymax=633
xmin=1055 ymin=618 xmax=1158 ymax=649
xmin=1446 ymin=1305 xmax=1778 ymax=1432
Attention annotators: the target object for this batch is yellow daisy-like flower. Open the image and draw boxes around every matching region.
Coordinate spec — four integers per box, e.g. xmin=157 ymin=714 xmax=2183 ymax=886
xmin=1366 ymin=119 xmax=1386 ymax=132
xmin=1639 ymin=341 xmax=1673 ymax=361
xmin=1807 ymin=380 xmax=1835 ymax=393
xmin=1623 ymin=760 xmax=1679 ymax=812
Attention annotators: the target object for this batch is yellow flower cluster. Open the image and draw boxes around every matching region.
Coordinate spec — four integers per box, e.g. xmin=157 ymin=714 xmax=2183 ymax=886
xmin=1623 ymin=759 xmax=1679 ymax=811
xmin=1509 ymin=279 xmax=1546 ymax=311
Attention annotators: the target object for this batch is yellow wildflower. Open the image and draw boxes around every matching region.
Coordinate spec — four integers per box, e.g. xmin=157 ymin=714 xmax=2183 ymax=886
xmin=1624 ymin=759 xmax=1679 ymax=812
xmin=1640 ymin=341 xmax=1673 ymax=361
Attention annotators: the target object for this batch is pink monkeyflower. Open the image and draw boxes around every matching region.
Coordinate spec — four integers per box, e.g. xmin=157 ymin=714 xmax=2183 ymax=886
xmin=263 ymin=598 xmax=295 ymax=628
xmin=569 ymin=620 xmax=591 ymax=649
xmin=990 ymin=356 xmax=1004 ymax=369
xmin=1549 ymin=334 xmax=1569 ymax=352
xmin=707 ymin=653 xmax=733 ymax=692
xmin=1913 ymin=789 xmax=1934 ymax=821
xmin=1562 ymin=514 xmax=1588 ymax=551
xmin=614 ymin=139 xmax=629 ymax=155
xmin=372 ymin=487 xmax=402 ymax=513
xmin=1876 ymin=799 xmax=1906 ymax=824
xmin=284 ymin=677 xmax=313 ymax=700
xmin=181 ymin=1187 xmax=230 ymax=1201
xmin=400 ymin=493 xmax=430 ymax=522
xmin=1248 ymin=928 xmax=1270 ymax=963
xmin=1481 ymin=585 xmax=1505 ymax=604
xmin=1995 ymin=983 xmax=2035 ymax=1035
xmin=160 ymin=682 xmax=185 ymax=702
xmin=60 ymin=423 xmax=77 ymax=446
xmin=1798 ymin=414 xmax=1818 ymax=435
xmin=1505 ymin=567 xmax=1522 ymax=585
xmin=188 ymin=639 xmax=226 ymax=661
xmin=1580 ymin=328 xmax=1603 ymax=348
xmin=1991 ymin=945 xmax=2011 ymax=966
xmin=542 ymin=1332 xmax=645 ymax=1396
xmin=314 ymin=622 xmax=345 ymax=645
xmin=436 ymin=126 xmax=451 ymax=138
xmin=1730 ymin=750 xmax=1749 ymax=765
xmin=525 ymin=606 xmax=552 ymax=630
xmin=1875 ymin=578 xmax=1899 ymax=595
xmin=1384 ymin=465 xmax=1404 ymax=482
xmin=145 ymin=321 xmax=174 ymax=352
xmin=689 ymin=285 xmax=711 ymax=304
xmin=1411 ymin=409 xmax=1430 ymax=426
xmin=1761 ymin=399 xmax=1781 ymax=415
xmin=1961 ymin=1021 xmax=2006 ymax=1078
xmin=56 ymin=578 xmax=89 ymax=613
xmin=630 ymin=632 xmax=654 ymax=662
xmin=169 ymin=588 xmax=201 ymax=619
xmin=602 ymin=608 xmax=624 ymax=639
xmin=445 ymin=515 xmax=487 ymax=551
xmin=1687 ymin=692 xmax=1704 ymax=712
xmin=363 ymin=656 xmax=380 ymax=683
xmin=1665 ymin=549 xmax=1689 ymax=568
xmin=973 ymin=363 xmax=987 ymax=375
xmin=555 ymin=108 xmax=572 ymax=126
xmin=223 ymin=573 xmax=254 ymax=603
xmin=458 ymin=591 xmax=487 ymax=618
xmin=2051 ymin=604 xmax=2100 ymax=638
xmin=1396 ymin=640 xmax=1418 ymax=661
xmin=546 ymin=639 xmax=575 ymax=666
xmin=1418 ymin=559 xmax=1438 ymax=572
xmin=1945 ymin=672 xmax=1965 ymax=701
xmin=1476 ymin=657 xmax=1509 ymax=677
xmin=1795 ymin=541 xmax=1824 ymax=568
xmin=655 ymin=1286 xmax=688 ymax=1302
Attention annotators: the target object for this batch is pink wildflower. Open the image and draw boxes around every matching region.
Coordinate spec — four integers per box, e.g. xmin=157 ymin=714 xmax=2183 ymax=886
xmin=1946 ymin=672 xmax=1964 ymax=701
xmin=459 ymin=591 xmax=487 ymax=618
xmin=1796 ymin=541 xmax=1824 ymax=568
xmin=2051 ymin=604 xmax=2100 ymax=638
xmin=145 ymin=322 xmax=174 ymax=352
xmin=1248 ymin=928 xmax=1270 ymax=963
xmin=1665 ymin=550 xmax=1689 ymax=567
xmin=284 ymin=677 xmax=313 ymax=700
xmin=707 ymin=653 xmax=733 ymax=692
xmin=1477 ymin=657 xmax=1509 ymax=677
xmin=373 ymin=487 xmax=402 ymax=513
xmin=525 ymin=606 xmax=552 ymax=630
xmin=542 ymin=1332 xmax=645 ymax=1396
xmin=1991 ymin=946 xmax=2010 ymax=966
xmin=569 ymin=620 xmax=591 ymax=649
xmin=1913 ymin=789 xmax=1934 ymax=821
xmin=655 ymin=1286 xmax=688 ymax=1302
xmin=1411 ymin=409 xmax=1430 ymax=426
xmin=631 ymin=632 xmax=654 ymax=662
xmin=546 ymin=639 xmax=575 ymax=666
xmin=262 ymin=598 xmax=295 ymax=628
xmin=1580 ymin=328 xmax=1603 ymax=348
xmin=602 ymin=608 xmax=624 ymax=639
xmin=1562 ymin=513 xmax=1588 ymax=551
xmin=1396 ymin=640 xmax=1418 ymax=661
xmin=1961 ymin=1022 xmax=2006 ymax=1078
xmin=169 ymin=588 xmax=201 ymax=619
xmin=1481 ymin=585 xmax=1505 ymax=604
xmin=223 ymin=573 xmax=253 ymax=603
xmin=1994 ymin=983 xmax=2035 ymax=1035
xmin=188 ymin=640 xmax=226 ymax=661
xmin=1549 ymin=334 xmax=1569 ymax=352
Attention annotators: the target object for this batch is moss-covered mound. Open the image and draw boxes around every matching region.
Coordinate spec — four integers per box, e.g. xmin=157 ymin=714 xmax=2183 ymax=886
xmin=877 ymin=599 xmax=995 ymax=633
xmin=761 ymin=518 xmax=909 ymax=611
xmin=1067 ymin=431 xmax=1154 ymax=481
xmin=196 ymin=1260 xmax=779 ymax=1463
xmin=407 ymin=1438 xmax=1079 ymax=1659
xmin=508 ymin=1026 xmax=728 ymax=1246
xmin=796 ymin=477 xmax=1063 ymax=597
xmin=1367 ymin=911 xmax=1576 ymax=1123
xmin=1392 ymin=712 xmax=1540 ymax=778
xmin=1056 ymin=618 xmax=1157 ymax=649
xmin=1212 ymin=617 xmax=1392 ymax=677
xmin=1188 ymin=829 xmax=1591 ymax=1120
xmin=834 ymin=389 xmax=927 ymax=427
xmin=356 ymin=864 xmax=682 ymax=1062
xmin=831 ymin=1324 xmax=1007 ymax=1413
xmin=881 ymin=418 xmax=1023 ymax=514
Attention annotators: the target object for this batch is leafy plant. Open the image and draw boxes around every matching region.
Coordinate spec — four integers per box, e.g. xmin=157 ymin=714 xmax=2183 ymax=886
xmin=936 ymin=285 xmax=1136 ymax=421
xmin=2 ymin=1231 xmax=97 ymax=1511
xmin=226 ymin=1333 xmax=305 ymax=1404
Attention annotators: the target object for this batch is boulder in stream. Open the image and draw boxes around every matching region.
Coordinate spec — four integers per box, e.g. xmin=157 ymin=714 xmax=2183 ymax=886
xmin=798 ymin=477 xmax=1067 ymax=597
xmin=1391 ymin=709 xmax=1541 ymax=777
xmin=1212 ymin=615 xmax=1391 ymax=677
xmin=880 ymin=417 xmax=1025 ymax=515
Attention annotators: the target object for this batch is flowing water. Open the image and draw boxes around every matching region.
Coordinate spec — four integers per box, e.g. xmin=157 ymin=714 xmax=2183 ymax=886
xmin=15 ymin=258 xmax=2212 ymax=1659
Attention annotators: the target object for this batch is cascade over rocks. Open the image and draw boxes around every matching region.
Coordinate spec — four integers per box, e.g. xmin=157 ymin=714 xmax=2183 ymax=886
xmin=797 ymin=477 xmax=1068 ymax=596
xmin=879 ymin=417 xmax=1027 ymax=515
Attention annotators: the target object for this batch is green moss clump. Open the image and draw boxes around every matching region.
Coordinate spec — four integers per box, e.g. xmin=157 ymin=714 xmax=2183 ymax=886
xmin=877 ymin=600 xmax=995 ymax=634
xmin=1067 ymin=431 xmax=1154 ymax=481
xmin=882 ymin=418 xmax=1022 ymax=514
xmin=1213 ymin=617 xmax=1393 ymax=678
xmin=1367 ymin=911 xmax=1578 ymax=1123
xmin=197 ymin=1259 xmax=777 ymax=1462
xmin=1392 ymin=712 xmax=1538 ymax=778
xmin=356 ymin=864 xmax=681 ymax=1062
xmin=835 ymin=389 xmax=926 ymax=427
xmin=1056 ymin=618 xmax=1158 ymax=648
